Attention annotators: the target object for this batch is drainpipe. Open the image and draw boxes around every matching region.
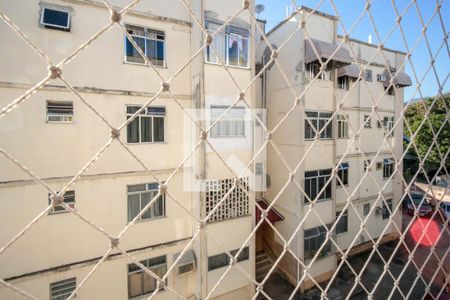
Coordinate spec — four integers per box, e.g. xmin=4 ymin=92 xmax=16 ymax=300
xmin=331 ymin=17 xmax=338 ymax=274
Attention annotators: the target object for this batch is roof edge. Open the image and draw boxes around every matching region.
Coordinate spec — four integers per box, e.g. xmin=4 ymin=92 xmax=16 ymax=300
xmin=337 ymin=34 xmax=407 ymax=56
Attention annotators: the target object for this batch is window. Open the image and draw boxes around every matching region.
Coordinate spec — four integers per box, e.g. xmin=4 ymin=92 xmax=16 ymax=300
xmin=383 ymin=158 xmax=395 ymax=179
xmin=382 ymin=199 xmax=393 ymax=219
xmin=47 ymin=101 xmax=74 ymax=123
xmin=304 ymin=225 xmax=332 ymax=260
xmin=48 ymin=191 xmax=75 ymax=213
xmin=304 ymin=169 xmax=332 ymax=202
xmin=205 ymin=20 xmax=249 ymax=68
xmin=128 ymin=256 xmax=167 ymax=299
xmin=383 ymin=116 xmax=394 ymax=137
xmin=363 ymin=115 xmax=371 ymax=128
xmin=376 ymin=162 xmax=383 ymax=170
xmin=255 ymin=162 xmax=263 ymax=175
xmin=126 ymin=106 xmax=165 ymax=143
xmin=208 ymin=247 xmax=249 ymax=271
xmin=363 ymin=203 xmax=371 ymax=216
xmin=336 ymin=210 xmax=348 ymax=234
xmin=306 ymin=62 xmax=330 ymax=80
xmin=125 ymin=25 xmax=165 ymax=66
xmin=337 ymin=76 xmax=349 ymax=90
xmin=364 ymin=159 xmax=371 ymax=172
xmin=305 ymin=111 xmax=333 ymax=140
xmin=205 ymin=178 xmax=249 ymax=223
xmin=385 ymin=85 xmax=395 ymax=95
xmin=337 ymin=115 xmax=348 ymax=138
xmin=40 ymin=7 xmax=71 ymax=31
xmin=365 ymin=69 xmax=373 ymax=82
xmin=50 ymin=277 xmax=76 ymax=300
xmin=127 ymin=183 xmax=165 ymax=222
xmin=337 ymin=163 xmax=349 ymax=186
xmin=210 ymin=106 xmax=245 ymax=137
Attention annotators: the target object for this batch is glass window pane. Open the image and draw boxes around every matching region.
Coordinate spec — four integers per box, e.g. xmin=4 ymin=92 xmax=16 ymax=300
xmin=153 ymin=117 xmax=164 ymax=142
xmin=127 ymin=117 xmax=140 ymax=143
xmin=128 ymin=194 xmax=140 ymax=222
xmin=43 ymin=9 xmax=69 ymax=27
xmin=128 ymin=273 xmax=142 ymax=298
xmin=146 ymin=39 xmax=164 ymax=66
xmin=228 ymin=35 xmax=239 ymax=66
xmin=239 ymin=38 xmax=248 ymax=67
xmin=126 ymin=36 xmax=145 ymax=64
xmin=141 ymin=192 xmax=153 ymax=220
xmin=154 ymin=196 xmax=164 ymax=217
xmin=140 ymin=117 xmax=152 ymax=143
xmin=143 ymin=273 xmax=156 ymax=294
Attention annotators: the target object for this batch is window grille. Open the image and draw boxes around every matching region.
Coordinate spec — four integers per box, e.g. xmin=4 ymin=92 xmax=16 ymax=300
xmin=47 ymin=101 xmax=74 ymax=123
xmin=304 ymin=225 xmax=332 ymax=260
xmin=363 ymin=203 xmax=371 ymax=216
xmin=205 ymin=178 xmax=249 ymax=223
xmin=49 ymin=277 xmax=76 ymax=300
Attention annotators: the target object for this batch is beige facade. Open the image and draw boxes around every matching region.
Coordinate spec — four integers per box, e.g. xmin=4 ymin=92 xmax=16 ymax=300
xmin=255 ymin=7 xmax=407 ymax=289
xmin=0 ymin=0 xmax=254 ymax=299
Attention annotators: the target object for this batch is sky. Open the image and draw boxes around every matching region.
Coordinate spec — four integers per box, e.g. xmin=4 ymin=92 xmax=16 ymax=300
xmin=256 ymin=0 xmax=449 ymax=101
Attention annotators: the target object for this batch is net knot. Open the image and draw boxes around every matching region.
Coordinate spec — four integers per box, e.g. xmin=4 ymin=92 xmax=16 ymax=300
xmin=110 ymin=9 xmax=121 ymax=23
xmin=110 ymin=128 xmax=120 ymax=139
xmin=48 ymin=66 xmax=61 ymax=79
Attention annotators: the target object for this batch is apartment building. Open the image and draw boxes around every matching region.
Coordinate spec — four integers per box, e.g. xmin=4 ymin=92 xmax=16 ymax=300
xmin=255 ymin=7 xmax=410 ymax=290
xmin=0 ymin=1 xmax=255 ymax=299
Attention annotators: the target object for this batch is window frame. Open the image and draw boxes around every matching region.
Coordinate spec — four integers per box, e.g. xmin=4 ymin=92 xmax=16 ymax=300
xmin=204 ymin=19 xmax=250 ymax=69
xmin=335 ymin=210 xmax=348 ymax=234
xmin=208 ymin=247 xmax=249 ymax=271
xmin=363 ymin=203 xmax=371 ymax=216
xmin=382 ymin=199 xmax=393 ymax=220
xmin=304 ymin=225 xmax=332 ymax=260
xmin=304 ymin=111 xmax=333 ymax=140
xmin=126 ymin=105 xmax=166 ymax=144
xmin=383 ymin=116 xmax=394 ymax=137
xmin=127 ymin=183 xmax=165 ymax=223
xmin=124 ymin=24 xmax=166 ymax=67
xmin=49 ymin=277 xmax=76 ymax=300
xmin=337 ymin=114 xmax=349 ymax=139
xmin=304 ymin=169 xmax=332 ymax=203
xmin=337 ymin=75 xmax=349 ymax=90
xmin=48 ymin=191 xmax=75 ymax=214
xmin=209 ymin=105 xmax=246 ymax=138
xmin=127 ymin=255 xmax=167 ymax=299
xmin=383 ymin=158 xmax=395 ymax=179
xmin=363 ymin=115 xmax=372 ymax=128
xmin=40 ymin=6 xmax=71 ymax=31
xmin=364 ymin=159 xmax=371 ymax=172
xmin=337 ymin=163 xmax=349 ymax=186
xmin=364 ymin=69 xmax=373 ymax=82
xmin=306 ymin=62 xmax=330 ymax=80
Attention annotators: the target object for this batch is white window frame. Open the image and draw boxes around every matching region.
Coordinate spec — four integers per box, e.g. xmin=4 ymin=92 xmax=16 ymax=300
xmin=210 ymin=105 xmax=246 ymax=138
xmin=336 ymin=210 xmax=348 ymax=234
xmin=127 ymin=256 xmax=167 ymax=299
xmin=383 ymin=116 xmax=394 ymax=137
xmin=363 ymin=203 xmax=371 ymax=216
xmin=364 ymin=115 xmax=372 ymax=128
xmin=364 ymin=159 xmax=371 ymax=172
xmin=337 ymin=75 xmax=349 ymax=90
xmin=205 ymin=19 xmax=250 ymax=69
xmin=383 ymin=158 xmax=395 ymax=179
xmin=337 ymin=163 xmax=349 ymax=186
xmin=126 ymin=106 xmax=166 ymax=144
xmin=304 ymin=169 xmax=332 ymax=202
xmin=40 ymin=6 xmax=71 ymax=31
xmin=306 ymin=62 xmax=330 ymax=80
xmin=46 ymin=101 xmax=74 ymax=123
xmin=337 ymin=114 xmax=349 ymax=138
xmin=124 ymin=24 xmax=166 ymax=67
xmin=305 ymin=111 xmax=333 ymax=140
xmin=365 ymin=69 xmax=373 ymax=82
xmin=48 ymin=191 xmax=75 ymax=214
xmin=127 ymin=183 xmax=165 ymax=222
xmin=49 ymin=277 xmax=76 ymax=300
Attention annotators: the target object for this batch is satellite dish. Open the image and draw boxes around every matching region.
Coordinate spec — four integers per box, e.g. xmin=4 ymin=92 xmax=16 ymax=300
xmin=255 ymin=4 xmax=265 ymax=14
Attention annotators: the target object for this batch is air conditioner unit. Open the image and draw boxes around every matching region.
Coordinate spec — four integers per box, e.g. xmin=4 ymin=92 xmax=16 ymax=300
xmin=174 ymin=250 xmax=196 ymax=276
xmin=377 ymin=74 xmax=387 ymax=82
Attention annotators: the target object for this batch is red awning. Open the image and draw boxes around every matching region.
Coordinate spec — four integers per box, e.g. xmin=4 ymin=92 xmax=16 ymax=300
xmin=256 ymin=199 xmax=284 ymax=224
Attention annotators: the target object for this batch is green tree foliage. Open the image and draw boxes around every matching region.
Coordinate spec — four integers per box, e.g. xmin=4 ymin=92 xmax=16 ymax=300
xmin=403 ymin=95 xmax=449 ymax=178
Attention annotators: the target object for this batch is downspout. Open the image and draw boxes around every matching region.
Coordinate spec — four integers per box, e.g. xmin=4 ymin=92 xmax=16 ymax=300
xmin=331 ymin=17 xmax=338 ymax=273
